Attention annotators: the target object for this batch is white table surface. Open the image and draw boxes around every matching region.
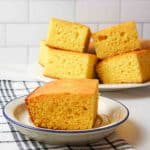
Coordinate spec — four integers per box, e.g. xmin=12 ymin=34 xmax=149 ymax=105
xmin=0 ymin=64 xmax=150 ymax=150
xmin=102 ymin=87 xmax=150 ymax=150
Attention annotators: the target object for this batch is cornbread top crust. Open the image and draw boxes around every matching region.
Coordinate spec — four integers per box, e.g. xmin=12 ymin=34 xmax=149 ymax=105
xmin=93 ymin=21 xmax=137 ymax=35
xmin=26 ymin=79 xmax=99 ymax=99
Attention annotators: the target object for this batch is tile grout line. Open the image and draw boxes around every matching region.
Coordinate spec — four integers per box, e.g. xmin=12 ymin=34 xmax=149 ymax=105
xmin=4 ymin=24 xmax=7 ymax=46
xmin=0 ymin=22 xmax=48 ymax=25
xmin=141 ymin=23 xmax=144 ymax=38
xmin=74 ymin=0 xmax=76 ymax=22
xmin=119 ymin=0 xmax=122 ymax=23
xmin=27 ymin=0 xmax=30 ymax=65
xmin=27 ymin=0 xmax=30 ymax=23
xmin=26 ymin=46 xmax=30 ymax=65
xmin=0 ymin=45 xmax=39 ymax=48
xmin=0 ymin=21 xmax=150 ymax=25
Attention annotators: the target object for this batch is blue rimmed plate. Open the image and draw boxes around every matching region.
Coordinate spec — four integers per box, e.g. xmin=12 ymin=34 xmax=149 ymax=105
xmin=3 ymin=96 xmax=129 ymax=145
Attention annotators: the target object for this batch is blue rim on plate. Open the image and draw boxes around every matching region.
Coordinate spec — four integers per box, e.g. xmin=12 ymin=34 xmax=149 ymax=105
xmin=3 ymin=96 xmax=129 ymax=134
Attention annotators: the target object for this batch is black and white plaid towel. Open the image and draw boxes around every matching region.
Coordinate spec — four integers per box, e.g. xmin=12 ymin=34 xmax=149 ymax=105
xmin=0 ymin=80 xmax=134 ymax=150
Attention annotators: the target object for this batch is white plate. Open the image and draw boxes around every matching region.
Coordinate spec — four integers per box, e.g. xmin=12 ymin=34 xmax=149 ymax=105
xmin=3 ymin=96 xmax=129 ymax=145
xmin=99 ymin=82 xmax=150 ymax=91
xmin=29 ymin=64 xmax=150 ymax=91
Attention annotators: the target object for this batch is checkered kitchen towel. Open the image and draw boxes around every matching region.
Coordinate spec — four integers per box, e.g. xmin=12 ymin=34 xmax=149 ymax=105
xmin=0 ymin=80 xmax=134 ymax=150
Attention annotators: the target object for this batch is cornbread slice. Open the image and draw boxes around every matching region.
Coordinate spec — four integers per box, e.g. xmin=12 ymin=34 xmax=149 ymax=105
xmin=47 ymin=18 xmax=91 ymax=53
xmin=92 ymin=21 xmax=141 ymax=59
xmin=25 ymin=79 xmax=99 ymax=130
xmin=43 ymin=49 xmax=97 ymax=79
xmin=96 ymin=49 xmax=150 ymax=84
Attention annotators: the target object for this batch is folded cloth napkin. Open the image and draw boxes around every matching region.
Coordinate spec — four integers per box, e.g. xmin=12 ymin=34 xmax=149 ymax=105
xmin=0 ymin=80 xmax=135 ymax=150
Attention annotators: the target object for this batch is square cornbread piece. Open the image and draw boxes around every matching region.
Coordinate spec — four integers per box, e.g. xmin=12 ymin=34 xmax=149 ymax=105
xmin=92 ymin=21 xmax=141 ymax=59
xmin=43 ymin=49 xmax=97 ymax=79
xmin=47 ymin=18 xmax=91 ymax=53
xmin=25 ymin=79 xmax=99 ymax=130
xmin=96 ymin=49 xmax=150 ymax=84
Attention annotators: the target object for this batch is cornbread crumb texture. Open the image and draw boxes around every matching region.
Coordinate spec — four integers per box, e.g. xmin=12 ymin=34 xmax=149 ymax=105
xmin=38 ymin=40 xmax=63 ymax=67
xmin=93 ymin=21 xmax=141 ymax=59
xmin=96 ymin=50 xmax=150 ymax=83
xmin=47 ymin=18 xmax=91 ymax=53
xmin=43 ymin=49 xmax=97 ymax=79
xmin=26 ymin=79 xmax=99 ymax=130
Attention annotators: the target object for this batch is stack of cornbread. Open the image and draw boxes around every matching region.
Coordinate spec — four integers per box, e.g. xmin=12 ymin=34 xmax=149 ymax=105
xmin=38 ymin=18 xmax=150 ymax=84
xmin=93 ymin=22 xmax=150 ymax=83
xmin=39 ymin=18 xmax=97 ymax=79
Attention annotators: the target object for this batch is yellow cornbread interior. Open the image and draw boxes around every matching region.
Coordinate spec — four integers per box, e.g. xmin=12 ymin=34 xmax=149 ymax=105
xmin=44 ymin=49 xmax=97 ymax=79
xmin=38 ymin=40 xmax=51 ymax=66
xmin=96 ymin=50 xmax=150 ymax=83
xmin=47 ymin=18 xmax=91 ymax=53
xmin=93 ymin=21 xmax=141 ymax=59
xmin=26 ymin=79 xmax=99 ymax=130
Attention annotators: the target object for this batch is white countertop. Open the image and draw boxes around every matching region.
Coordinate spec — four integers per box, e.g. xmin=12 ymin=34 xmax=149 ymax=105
xmin=102 ymin=87 xmax=150 ymax=150
xmin=0 ymin=64 xmax=150 ymax=150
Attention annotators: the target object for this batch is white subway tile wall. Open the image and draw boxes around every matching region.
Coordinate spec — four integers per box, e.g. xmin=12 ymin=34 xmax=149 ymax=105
xmin=76 ymin=0 xmax=120 ymax=22
xmin=143 ymin=24 xmax=150 ymax=39
xmin=28 ymin=47 xmax=39 ymax=64
xmin=0 ymin=0 xmax=28 ymax=23
xmin=6 ymin=24 xmax=48 ymax=46
xmin=121 ymin=0 xmax=150 ymax=22
xmin=0 ymin=0 xmax=149 ymax=64
xmin=0 ymin=25 xmax=6 ymax=46
xmin=29 ymin=0 xmax=75 ymax=23
xmin=0 ymin=47 xmax=27 ymax=64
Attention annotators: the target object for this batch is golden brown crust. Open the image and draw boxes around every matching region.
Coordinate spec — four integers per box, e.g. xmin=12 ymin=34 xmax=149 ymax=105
xmin=87 ymin=41 xmax=96 ymax=54
xmin=26 ymin=79 xmax=99 ymax=98
xmin=84 ymin=29 xmax=91 ymax=52
xmin=25 ymin=87 xmax=40 ymax=103
xmin=141 ymin=39 xmax=150 ymax=49
xmin=25 ymin=87 xmax=41 ymax=124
